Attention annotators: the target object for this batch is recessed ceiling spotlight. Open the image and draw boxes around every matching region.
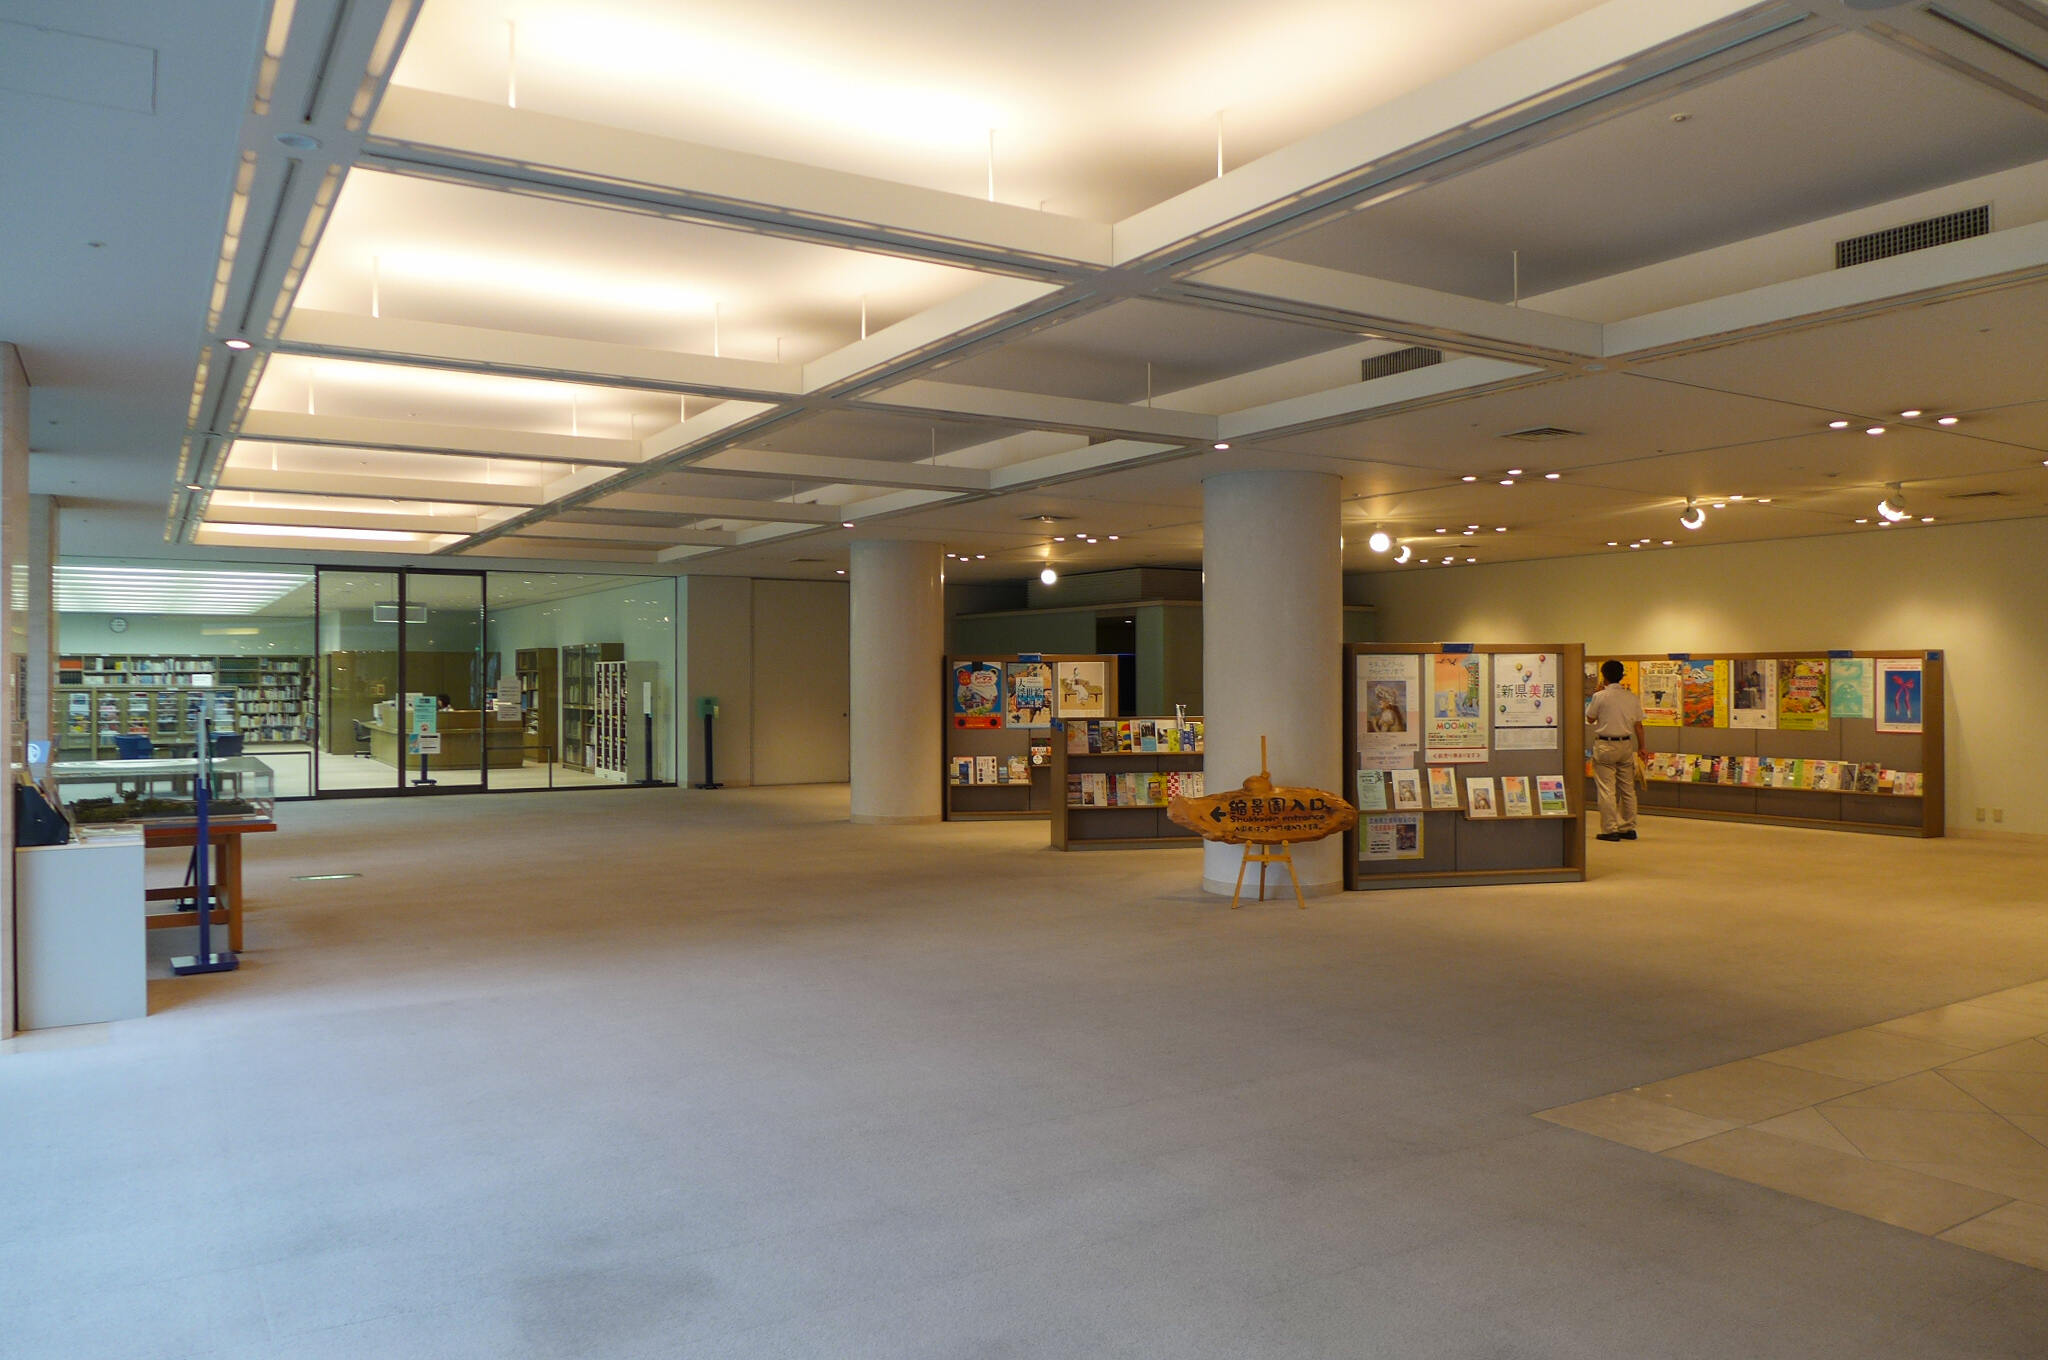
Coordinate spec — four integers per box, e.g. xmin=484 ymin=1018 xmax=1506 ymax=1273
xmin=1899 ymin=409 xmax=1922 ymax=419
xmin=1466 ymin=524 xmax=1479 ymax=530
xmin=1544 ymin=472 xmax=1561 ymax=480
xmin=1758 ymin=497 xmax=1773 ymax=503
xmin=1629 ymin=543 xmax=1642 ymax=548
xmin=184 ymin=483 xmax=203 ymax=492
xmin=1494 ymin=526 xmax=1506 ymax=533
xmin=1212 ymin=442 xmax=1230 ymax=450
xmin=1461 ymin=475 xmax=1479 ymax=483
xmin=275 ymin=131 xmax=321 ymax=151
xmin=1920 ymin=516 xmax=1935 ymax=523
xmin=1661 ymin=540 xmax=1673 ymax=546
xmin=224 ymin=338 xmax=252 ymax=350
xmin=1729 ymin=495 xmax=1744 ymax=501
xmin=1855 ymin=517 xmax=1869 ymax=524
xmin=1866 ymin=426 xmax=1885 ymax=436
xmin=1828 ymin=420 xmax=1850 ymax=429
xmin=1499 ymin=478 xmax=1515 ymax=486
xmin=841 ymin=521 xmax=854 ymax=529
xmin=1393 ymin=545 xmax=1412 ymax=563
xmin=1367 ymin=530 xmax=1391 ymax=553
xmin=975 ymin=554 xmax=987 ymax=560
xmin=1506 ymin=468 xmax=1524 ymax=476
xmin=1053 ymin=536 xmax=1065 ymax=542
xmin=1937 ymin=416 xmax=1959 ymax=426
xmin=1465 ymin=557 xmax=1476 ymax=563
xmin=1435 ymin=527 xmax=1447 ymax=533
xmin=1669 ymin=112 xmax=1692 ymax=123
xmin=1441 ymin=556 xmax=1453 ymax=563
xmin=1711 ymin=502 xmax=1726 ymax=510
xmin=1679 ymin=501 xmax=1706 ymax=531
xmin=1607 ymin=541 xmax=1618 ymax=547
xmin=835 ymin=568 xmax=846 ymax=575
xmin=1040 ymin=567 xmax=1057 ymax=585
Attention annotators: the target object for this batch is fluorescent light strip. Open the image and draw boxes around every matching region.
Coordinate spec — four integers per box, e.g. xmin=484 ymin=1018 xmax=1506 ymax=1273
xmin=202 ymin=522 xmax=452 ymax=543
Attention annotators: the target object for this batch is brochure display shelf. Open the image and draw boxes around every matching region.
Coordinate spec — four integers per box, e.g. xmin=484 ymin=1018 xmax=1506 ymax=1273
xmin=1589 ymin=650 xmax=1943 ymax=838
xmin=941 ymin=653 xmax=1119 ymax=822
xmin=559 ymin=642 xmax=623 ymax=772
xmin=1049 ymin=717 xmax=1205 ymax=850
xmin=1344 ymin=642 xmax=1587 ymax=891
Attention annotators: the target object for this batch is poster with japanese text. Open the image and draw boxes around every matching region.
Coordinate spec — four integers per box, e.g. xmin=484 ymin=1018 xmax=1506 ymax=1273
xmin=1362 ymin=812 xmax=1424 ymax=861
xmin=1056 ymin=661 xmax=1107 ymax=719
xmin=1426 ymin=652 xmax=1490 ymax=763
xmin=952 ymin=661 xmax=1004 ymax=728
xmin=1493 ymin=653 xmax=1559 ymax=729
xmin=1776 ymin=658 xmax=1829 ymax=731
xmin=1004 ymin=662 xmax=1054 ymax=728
xmin=1682 ymin=660 xmax=1724 ymax=728
xmin=1638 ymin=660 xmax=1683 ymax=727
xmin=1875 ymin=658 xmax=1924 ymax=734
xmin=1830 ymin=658 xmax=1873 ymax=719
xmin=1357 ymin=653 xmax=1421 ymax=769
xmin=1728 ymin=658 xmax=1777 ymax=730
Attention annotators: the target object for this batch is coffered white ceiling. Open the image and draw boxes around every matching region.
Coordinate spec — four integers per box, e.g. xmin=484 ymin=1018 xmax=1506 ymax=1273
xmin=10 ymin=0 xmax=2048 ymax=584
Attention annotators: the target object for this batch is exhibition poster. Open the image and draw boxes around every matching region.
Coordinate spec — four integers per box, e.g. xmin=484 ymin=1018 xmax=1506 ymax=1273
xmin=1362 ymin=812 xmax=1424 ymax=861
xmin=1682 ymin=659 xmax=1724 ymax=727
xmin=1499 ymin=775 xmax=1533 ymax=818
xmin=1389 ymin=768 xmax=1425 ymax=811
xmin=1830 ymin=658 xmax=1873 ymax=719
xmin=1357 ymin=653 xmax=1422 ymax=768
xmin=1464 ymin=775 xmax=1498 ymax=817
xmin=1638 ymin=660 xmax=1683 ymax=727
xmin=1356 ymin=769 xmax=1389 ymax=811
xmin=953 ymin=661 xmax=1004 ymax=728
xmin=1426 ymin=652 xmax=1490 ymax=763
xmin=1535 ymin=775 xmax=1570 ymax=816
xmin=1875 ymin=658 xmax=1924 ymax=734
xmin=1728 ymin=658 xmax=1777 ymax=730
xmin=1426 ymin=766 xmax=1460 ymax=809
xmin=1494 ymin=653 xmax=1559 ymax=730
xmin=1004 ymin=662 xmax=1054 ymax=728
xmin=1056 ymin=661 xmax=1108 ymax=719
xmin=1777 ymin=658 xmax=1829 ymax=731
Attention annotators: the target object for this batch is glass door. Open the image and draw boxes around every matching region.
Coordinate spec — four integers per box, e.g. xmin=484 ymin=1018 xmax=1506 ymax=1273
xmin=315 ymin=569 xmax=402 ymax=795
xmin=402 ymin=571 xmax=488 ymax=791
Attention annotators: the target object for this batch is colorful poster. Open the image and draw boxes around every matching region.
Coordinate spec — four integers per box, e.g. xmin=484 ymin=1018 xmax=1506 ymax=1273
xmin=1426 ymin=652 xmax=1489 ymax=763
xmin=1682 ymin=660 xmax=1723 ymax=728
xmin=1777 ymin=658 xmax=1829 ymax=731
xmin=1389 ymin=768 xmax=1424 ymax=811
xmin=952 ymin=660 xmax=1004 ymax=728
xmin=1638 ymin=660 xmax=1683 ymax=727
xmin=1355 ymin=769 xmax=1388 ymax=811
xmin=1494 ymin=653 xmax=1559 ymax=729
xmin=1004 ymin=662 xmax=1053 ymax=728
xmin=1357 ymin=654 xmax=1422 ymax=769
xmin=1876 ymin=658 xmax=1924 ymax=734
xmin=1728 ymin=658 xmax=1777 ymax=730
xmin=1426 ymin=766 xmax=1460 ymax=809
xmin=1830 ymin=658 xmax=1873 ymax=719
xmin=1055 ymin=661 xmax=1107 ymax=719
xmin=1362 ymin=812 xmax=1424 ymax=861
xmin=1535 ymin=775 xmax=1570 ymax=816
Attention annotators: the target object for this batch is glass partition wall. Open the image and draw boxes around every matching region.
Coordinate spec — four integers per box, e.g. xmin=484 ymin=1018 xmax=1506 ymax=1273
xmin=57 ymin=558 xmax=677 ymax=799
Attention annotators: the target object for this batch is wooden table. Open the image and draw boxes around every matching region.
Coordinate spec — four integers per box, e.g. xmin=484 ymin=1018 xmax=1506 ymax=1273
xmin=142 ymin=817 xmax=277 ymax=954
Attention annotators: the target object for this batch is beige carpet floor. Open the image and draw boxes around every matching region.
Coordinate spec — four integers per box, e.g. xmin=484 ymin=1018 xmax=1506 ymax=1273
xmin=6 ymin=787 xmax=2048 ymax=1358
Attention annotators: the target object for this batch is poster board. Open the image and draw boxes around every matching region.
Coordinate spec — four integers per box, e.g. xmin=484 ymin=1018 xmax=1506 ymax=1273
xmin=944 ymin=653 xmax=1119 ymax=822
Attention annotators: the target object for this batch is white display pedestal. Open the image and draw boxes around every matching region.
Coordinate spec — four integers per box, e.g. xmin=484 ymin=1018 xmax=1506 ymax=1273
xmin=15 ymin=828 xmax=147 ymax=1029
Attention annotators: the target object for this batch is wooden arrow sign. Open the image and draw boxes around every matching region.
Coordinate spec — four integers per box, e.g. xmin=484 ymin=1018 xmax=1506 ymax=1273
xmin=1168 ymin=736 xmax=1357 ymax=845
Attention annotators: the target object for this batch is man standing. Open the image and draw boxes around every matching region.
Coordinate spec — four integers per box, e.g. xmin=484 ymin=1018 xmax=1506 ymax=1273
xmin=1586 ymin=659 xmax=1647 ymax=842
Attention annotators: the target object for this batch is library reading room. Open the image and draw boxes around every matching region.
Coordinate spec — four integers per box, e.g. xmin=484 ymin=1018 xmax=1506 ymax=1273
xmin=7 ymin=2 xmax=2048 ymax=1356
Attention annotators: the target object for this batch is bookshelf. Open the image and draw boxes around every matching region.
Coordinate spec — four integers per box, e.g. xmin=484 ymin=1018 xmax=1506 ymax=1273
xmin=1049 ymin=717 xmax=1205 ymax=850
xmin=515 ymin=648 xmax=558 ymax=760
xmin=1592 ymin=650 xmax=1943 ymax=837
xmin=59 ymin=652 xmax=313 ymax=753
xmin=942 ymin=653 xmax=1118 ymax=822
xmin=592 ymin=660 xmax=655 ymax=782
xmin=559 ymin=642 xmax=623 ymax=771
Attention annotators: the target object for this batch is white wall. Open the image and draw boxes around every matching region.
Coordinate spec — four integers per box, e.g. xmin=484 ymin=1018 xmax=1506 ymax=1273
xmin=1365 ymin=517 xmax=2048 ymax=836
xmin=751 ymin=580 xmax=851 ymax=785
xmin=682 ymin=577 xmax=754 ymax=786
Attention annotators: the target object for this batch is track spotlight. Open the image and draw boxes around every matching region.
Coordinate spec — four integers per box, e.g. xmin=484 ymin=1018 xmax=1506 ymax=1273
xmin=1393 ymin=545 xmax=1412 ymax=564
xmin=1678 ymin=501 xmax=1706 ymax=531
xmin=1367 ymin=530 xmax=1392 ymax=553
xmin=1039 ymin=566 xmax=1058 ymax=585
xmin=1877 ymin=485 xmax=1909 ymax=523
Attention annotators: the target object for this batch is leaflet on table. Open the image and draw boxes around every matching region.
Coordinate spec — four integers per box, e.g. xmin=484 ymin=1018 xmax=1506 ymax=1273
xmin=1830 ymin=658 xmax=1873 ymax=719
xmin=1776 ymin=658 xmax=1829 ymax=731
xmin=1875 ymin=658 xmax=1924 ymax=734
xmin=1493 ymin=653 xmax=1559 ymax=729
xmin=1362 ymin=812 xmax=1424 ymax=861
xmin=1425 ymin=653 xmax=1489 ymax=763
xmin=1356 ymin=654 xmax=1421 ymax=768
xmin=1728 ymin=658 xmax=1776 ymax=730
xmin=1638 ymin=660 xmax=1683 ymax=727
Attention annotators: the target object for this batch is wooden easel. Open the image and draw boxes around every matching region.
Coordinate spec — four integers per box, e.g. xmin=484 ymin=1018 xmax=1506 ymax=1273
xmin=1231 ymin=839 xmax=1305 ymax=910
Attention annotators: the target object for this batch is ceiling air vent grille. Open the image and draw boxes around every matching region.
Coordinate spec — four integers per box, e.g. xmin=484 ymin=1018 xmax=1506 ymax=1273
xmin=1501 ymin=425 xmax=1582 ymax=442
xmin=1835 ymin=204 xmax=1989 ymax=269
xmin=1945 ymin=489 xmax=2008 ymax=500
xmin=1361 ymin=346 xmax=1443 ymax=382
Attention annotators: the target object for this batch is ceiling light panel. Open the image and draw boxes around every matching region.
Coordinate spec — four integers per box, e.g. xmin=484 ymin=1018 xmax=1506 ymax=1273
xmin=55 ymin=565 xmax=312 ymax=616
xmin=197 ymin=523 xmax=466 ymax=546
xmin=224 ymin=442 xmax=571 ymax=487
xmin=298 ymin=171 xmax=989 ymax=360
xmin=389 ymin=0 xmax=1603 ymax=221
xmin=252 ymin=354 xmax=692 ymax=436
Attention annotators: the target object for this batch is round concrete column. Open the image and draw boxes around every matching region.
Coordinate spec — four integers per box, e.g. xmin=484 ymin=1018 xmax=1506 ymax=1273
xmin=1201 ymin=470 xmax=1345 ymax=897
xmin=850 ymin=538 xmax=945 ymax=824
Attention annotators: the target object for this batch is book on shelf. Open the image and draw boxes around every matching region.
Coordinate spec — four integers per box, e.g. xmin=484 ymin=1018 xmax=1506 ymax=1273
xmin=1005 ymin=755 xmax=1030 ymax=784
xmin=1029 ymin=739 xmax=1052 ymax=766
xmin=949 ymin=756 xmax=974 ymax=785
xmin=974 ymin=755 xmax=1000 ymax=784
